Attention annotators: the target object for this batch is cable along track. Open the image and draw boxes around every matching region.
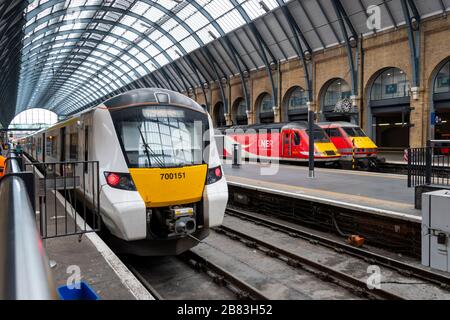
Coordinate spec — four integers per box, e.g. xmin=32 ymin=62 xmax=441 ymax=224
xmin=225 ymin=207 xmax=450 ymax=292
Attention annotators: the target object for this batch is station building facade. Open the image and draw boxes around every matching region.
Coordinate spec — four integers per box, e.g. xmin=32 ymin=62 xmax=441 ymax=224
xmin=194 ymin=15 xmax=450 ymax=152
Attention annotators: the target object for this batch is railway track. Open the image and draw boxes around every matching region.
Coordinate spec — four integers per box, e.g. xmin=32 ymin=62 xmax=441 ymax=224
xmin=180 ymin=250 xmax=270 ymax=300
xmin=225 ymin=207 xmax=450 ymax=291
xmin=214 ymin=225 xmax=402 ymax=300
xmin=123 ymin=251 xmax=270 ymax=300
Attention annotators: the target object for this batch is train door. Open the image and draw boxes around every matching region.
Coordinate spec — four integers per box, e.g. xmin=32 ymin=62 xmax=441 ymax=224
xmin=83 ymin=125 xmax=91 ymax=195
xmin=60 ymin=127 xmax=66 ymax=175
xmin=282 ymin=129 xmax=292 ymax=158
xmin=42 ymin=133 xmax=46 ymax=163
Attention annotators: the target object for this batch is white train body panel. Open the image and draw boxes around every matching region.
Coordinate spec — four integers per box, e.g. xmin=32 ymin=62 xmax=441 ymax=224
xmin=21 ymin=89 xmax=228 ymax=255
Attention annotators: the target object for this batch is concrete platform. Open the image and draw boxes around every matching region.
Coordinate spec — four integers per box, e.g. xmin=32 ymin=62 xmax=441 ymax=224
xmin=27 ymin=158 xmax=153 ymax=300
xmin=38 ymin=189 xmax=153 ymax=300
xmin=379 ymin=151 xmax=407 ymax=165
xmin=223 ymin=162 xmax=420 ymax=222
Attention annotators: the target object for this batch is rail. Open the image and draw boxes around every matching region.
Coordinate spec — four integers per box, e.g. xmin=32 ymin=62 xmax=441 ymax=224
xmin=0 ymin=150 xmax=56 ymax=299
xmin=407 ymin=141 xmax=450 ymax=188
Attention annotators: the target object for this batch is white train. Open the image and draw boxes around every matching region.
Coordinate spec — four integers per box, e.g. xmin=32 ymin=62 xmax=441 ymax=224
xmin=21 ymin=89 xmax=228 ymax=256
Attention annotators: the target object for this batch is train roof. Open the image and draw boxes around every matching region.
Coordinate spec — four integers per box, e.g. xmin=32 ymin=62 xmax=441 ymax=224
xmin=220 ymin=121 xmax=323 ymax=132
xmin=104 ymin=88 xmax=206 ymax=114
xmin=317 ymin=121 xmax=359 ymax=128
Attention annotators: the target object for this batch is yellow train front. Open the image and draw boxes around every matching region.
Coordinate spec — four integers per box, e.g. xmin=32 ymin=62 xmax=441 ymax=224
xmin=23 ymin=88 xmax=229 ymax=256
xmin=102 ymin=89 xmax=229 ymax=256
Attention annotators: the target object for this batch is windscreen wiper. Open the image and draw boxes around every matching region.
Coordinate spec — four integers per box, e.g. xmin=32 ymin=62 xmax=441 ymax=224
xmin=137 ymin=125 xmax=165 ymax=168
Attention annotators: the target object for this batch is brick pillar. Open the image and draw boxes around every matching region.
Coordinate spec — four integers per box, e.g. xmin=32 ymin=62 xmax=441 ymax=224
xmin=246 ymin=110 xmax=255 ymax=125
xmin=409 ymin=87 xmax=424 ymax=147
xmin=273 ymin=106 xmax=281 ymax=123
xmin=225 ymin=113 xmax=232 ymax=126
xmin=351 ymin=95 xmax=361 ymax=125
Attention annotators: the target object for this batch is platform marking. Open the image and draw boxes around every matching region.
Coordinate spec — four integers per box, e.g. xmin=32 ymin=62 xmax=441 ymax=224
xmin=227 ymin=179 xmax=421 ymax=223
xmin=228 ymin=162 xmax=407 ymax=180
xmin=27 ymin=157 xmax=154 ymax=300
xmin=228 ymin=175 xmax=414 ymax=209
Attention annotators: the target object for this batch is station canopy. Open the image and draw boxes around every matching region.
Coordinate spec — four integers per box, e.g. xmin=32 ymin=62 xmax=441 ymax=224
xmin=0 ymin=0 xmax=449 ymax=127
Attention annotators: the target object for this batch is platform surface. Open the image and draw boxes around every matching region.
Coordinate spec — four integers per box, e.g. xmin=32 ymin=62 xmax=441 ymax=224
xmin=223 ymin=162 xmax=420 ymax=220
xmin=27 ymin=157 xmax=152 ymax=300
xmin=39 ymin=189 xmax=152 ymax=300
xmin=379 ymin=151 xmax=407 ymax=165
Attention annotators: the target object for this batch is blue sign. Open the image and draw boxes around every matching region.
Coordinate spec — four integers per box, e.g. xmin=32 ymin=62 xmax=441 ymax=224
xmin=431 ymin=112 xmax=436 ymax=125
xmin=385 ymin=84 xmax=397 ymax=94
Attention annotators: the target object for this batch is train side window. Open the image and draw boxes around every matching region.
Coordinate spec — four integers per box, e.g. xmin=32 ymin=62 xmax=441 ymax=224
xmin=69 ymin=133 xmax=78 ymax=160
xmin=293 ymin=132 xmax=301 ymax=145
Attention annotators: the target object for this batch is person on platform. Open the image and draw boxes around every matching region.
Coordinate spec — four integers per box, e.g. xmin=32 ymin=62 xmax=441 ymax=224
xmin=0 ymin=154 xmax=5 ymax=178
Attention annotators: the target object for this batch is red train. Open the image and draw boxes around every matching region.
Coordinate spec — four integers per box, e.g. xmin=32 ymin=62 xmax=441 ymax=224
xmin=318 ymin=122 xmax=378 ymax=162
xmin=220 ymin=122 xmax=341 ymax=163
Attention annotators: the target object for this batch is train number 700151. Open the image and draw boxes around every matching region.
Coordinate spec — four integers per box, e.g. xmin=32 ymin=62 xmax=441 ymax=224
xmin=160 ymin=172 xmax=186 ymax=180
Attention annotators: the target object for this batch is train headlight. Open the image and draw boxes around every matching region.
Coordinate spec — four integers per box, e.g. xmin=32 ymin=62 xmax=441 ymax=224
xmin=104 ymin=172 xmax=136 ymax=191
xmin=206 ymin=166 xmax=223 ymax=185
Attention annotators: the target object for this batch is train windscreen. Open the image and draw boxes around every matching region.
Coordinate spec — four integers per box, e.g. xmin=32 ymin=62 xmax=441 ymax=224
xmin=111 ymin=105 xmax=209 ymax=168
xmin=342 ymin=127 xmax=366 ymax=137
xmin=306 ymin=129 xmax=331 ymax=143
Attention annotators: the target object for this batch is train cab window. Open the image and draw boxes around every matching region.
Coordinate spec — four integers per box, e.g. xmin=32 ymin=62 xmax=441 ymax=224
xmin=326 ymin=128 xmax=342 ymax=137
xmin=342 ymin=127 xmax=366 ymax=137
xmin=293 ymin=132 xmax=301 ymax=145
xmin=307 ymin=129 xmax=331 ymax=143
xmin=111 ymin=105 xmax=209 ymax=168
xmin=69 ymin=133 xmax=78 ymax=160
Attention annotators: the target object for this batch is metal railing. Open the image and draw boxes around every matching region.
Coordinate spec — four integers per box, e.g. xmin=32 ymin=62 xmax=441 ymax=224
xmin=407 ymin=140 xmax=450 ymax=188
xmin=0 ymin=150 xmax=56 ymax=299
xmin=25 ymin=160 xmax=101 ymax=239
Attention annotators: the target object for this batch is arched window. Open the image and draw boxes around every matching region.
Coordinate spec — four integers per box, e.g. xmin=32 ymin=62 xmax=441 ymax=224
xmin=368 ymin=68 xmax=410 ymax=150
xmin=257 ymin=93 xmax=274 ymax=124
xmin=323 ymin=79 xmax=351 ymax=108
xmin=285 ymin=86 xmax=308 ymax=121
xmin=371 ymin=68 xmax=410 ymax=100
xmin=433 ymin=60 xmax=450 ymax=141
xmin=434 ymin=60 xmax=450 ymax=94
xmin=8 ymin=108 xmax=58 ymax=139
xmin=287 ymin=87 xmax=307 ymax=110
xmin=214 ymin=102 xmax=226 ymax=127
xmin=321 ymin=79 xmax=354 ymax=122
xmin=232 ymin=98 xmax=247 ymax=125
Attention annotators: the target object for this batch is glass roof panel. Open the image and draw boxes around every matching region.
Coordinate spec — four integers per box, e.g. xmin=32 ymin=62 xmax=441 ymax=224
xmin=17 ymin=0 xmax=282 ymax=114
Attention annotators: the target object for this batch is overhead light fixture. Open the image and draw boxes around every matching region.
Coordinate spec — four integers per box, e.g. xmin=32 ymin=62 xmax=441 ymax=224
xmin=304 ymin=50 xmax=312 ymax=61
xmin=411 ymin=17 xmax=419 ymax=30
xmin=259 ymin=1 xmax=270 ymax=13
xmin=349 ymin=36 xmax=357 ymax=48
xmin=208 ymin=30 xmax=217 ymax=40
xmin=269 ymin=61 xmax=277 ymax=70
xmin=140 ymin=22 xmax=151 ymax=29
